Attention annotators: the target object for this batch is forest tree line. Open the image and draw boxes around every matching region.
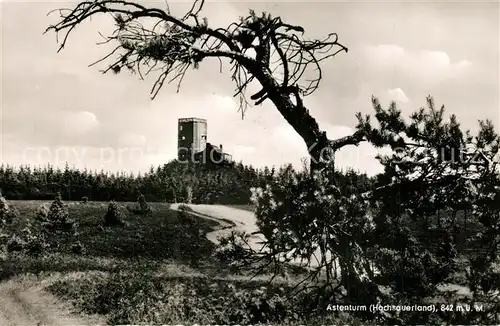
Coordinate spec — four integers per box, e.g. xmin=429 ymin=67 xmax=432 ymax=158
xmin=0 ymin=160 xmax=373 ymax=204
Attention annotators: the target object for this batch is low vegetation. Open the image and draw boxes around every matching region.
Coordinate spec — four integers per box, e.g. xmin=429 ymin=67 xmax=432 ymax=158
xmin=103 ymin=201 xmax=125 ymax=227
xmin=127 ymin=194 xmax=153 ymax=216
xmin=2 ymin=198 xmax=356 ymax=325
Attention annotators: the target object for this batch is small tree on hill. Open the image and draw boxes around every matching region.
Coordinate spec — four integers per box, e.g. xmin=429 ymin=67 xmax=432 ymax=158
xmin=0 ymin=194 xmax=19 ymax=225
xmin=137 ymin=193 xmax=153 ymax=215
xmin=128 ymin=193 xmax=153 ymax=215
xmin=42 ymin=192 xmax=78 ymax=251
xmin=104 ymin=201 xmax=125 ymax=226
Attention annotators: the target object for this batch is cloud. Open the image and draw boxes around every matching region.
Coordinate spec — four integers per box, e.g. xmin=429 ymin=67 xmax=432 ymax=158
xmin=325 ymin=125 xmax=356 ymax=140
xmin=233 ymin=145 xmax=256 ymax=154
xmin=387 ymin=88 xmax=409 ymax=103
xmin=423 ymin=50 xmax=451 ymax=66
xmin=61 ymin=110 xmax=100 ymax=135
xmin=231 ymin=145 xmax=257 ymax=163
xmin=118 ymin=133 xmax=147 ymax=147
xmin=365 ymin=44 xmax=472 ymax=84
xmin=371 ymin=44 xmax=406 ymax=61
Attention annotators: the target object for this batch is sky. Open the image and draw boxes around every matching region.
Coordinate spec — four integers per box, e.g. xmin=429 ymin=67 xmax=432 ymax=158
xmin=1 ymin=0 xmax=499 ymax=176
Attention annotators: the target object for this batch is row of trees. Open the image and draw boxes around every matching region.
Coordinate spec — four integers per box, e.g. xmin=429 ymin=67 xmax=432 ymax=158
xmin=0 ymin=161 xmax=267 ymax=203
xmin=0 ymin=160 xmax=372 ymax=205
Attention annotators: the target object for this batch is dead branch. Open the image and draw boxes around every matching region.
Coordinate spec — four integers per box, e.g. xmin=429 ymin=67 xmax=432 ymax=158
xmin=45 ymin=0 xmax=347 ymax=118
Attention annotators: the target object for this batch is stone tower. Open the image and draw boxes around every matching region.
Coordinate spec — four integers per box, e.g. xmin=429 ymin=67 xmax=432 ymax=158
xmin=177 ymin=117 xmax=207 ymax=162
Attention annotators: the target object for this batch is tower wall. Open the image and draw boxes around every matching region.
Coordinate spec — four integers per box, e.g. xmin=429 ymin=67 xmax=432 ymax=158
xmin=177 ymin=118 xmax=207 ymax=162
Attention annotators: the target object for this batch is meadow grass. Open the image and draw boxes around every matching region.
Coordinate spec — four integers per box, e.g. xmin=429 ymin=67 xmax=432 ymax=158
xmin=1 ymin=200 xmax=359 ymax=325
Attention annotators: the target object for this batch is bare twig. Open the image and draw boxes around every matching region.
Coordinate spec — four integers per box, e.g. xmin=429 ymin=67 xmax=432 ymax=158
xmin=45 ymin=0 xmax=347 ymax=120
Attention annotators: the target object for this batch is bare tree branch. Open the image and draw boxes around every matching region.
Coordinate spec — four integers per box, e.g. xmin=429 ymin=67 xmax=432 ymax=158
xmin=45 ymin=0 xmax=352 ymax=170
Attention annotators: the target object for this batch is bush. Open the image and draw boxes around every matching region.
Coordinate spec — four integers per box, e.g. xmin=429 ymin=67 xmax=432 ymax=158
xmin=178 ymin=204 xmax=192 ymax=212
xmin=33 ymin=193 xmax=80 ymax=253
xmin=47 ymin=270 xmax=361 ymax=325
xmin=213 ymin=230 xmax=253 ymax=266
xmin=176 ymin=210 xmax=196 ymax=228
xmin=127 ymin=194 xmax=153 ymax=216
xmin=71 ymin=241 xmax=84 ymax=255
xmin=45 ymin=195 xmax=76 ymax=234
xmin=25 ymin=234 xmax=48 ymax=256
xmin=249 ymin=165 xmax=392 ymax=323
xmin=6 ymin=235 xmax=25 ymax=252
xmin=138 ymin=194 xmax=152 ymax=214
xmin=0 ymin=232 xmax=8 ymax=246
xmin=104 ymin=201 xmax=125 ymax=227
xmin=36 ymin=203 xmax=50 ymax=221
xmin=81 ymin=196 xmax=89 ymax=204
xmin=0 ymin=195 xmax=20 ymax=225
xmin=165 ymin=187 xmax=177 ymax=203
xmin=43 ymin=200 xmax=76 ymax=233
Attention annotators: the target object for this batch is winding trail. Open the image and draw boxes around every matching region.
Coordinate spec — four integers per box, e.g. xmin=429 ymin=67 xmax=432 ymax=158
xmin=170 ymin=203 xmax=321 ymax=268
xmin=170 ymin=203 xmax=265 ymax=249
xmin=169 ymin=203 xmax=474 ymax=298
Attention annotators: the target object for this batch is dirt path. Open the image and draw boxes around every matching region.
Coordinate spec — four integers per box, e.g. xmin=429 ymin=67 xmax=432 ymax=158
xmin=0 ymin=275 xmax=104 ymax=326
xmin=169 ymin=203 xmax=475 ymax=297
xmin=170 ymin=203 xmax=317 ymax=267
xmin=170 ymin=203 xmax=264 ymax=249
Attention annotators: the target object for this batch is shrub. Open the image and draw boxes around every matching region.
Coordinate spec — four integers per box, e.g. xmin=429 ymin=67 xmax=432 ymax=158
xmin=0 ymin=232 xmax=8 ymax=246
xmin=0 ymin=196 xmax=10 ymax=224
xmin=138 ymin=194 xmax=152 ymax=214
xmin=6 ymin=234 xmax=25 ymax=252
xmin=0 ymin=195 xmax=19 ymax=225
xmin=178 ymin=204 xmax=192 ymax=212
xmin=49 ymin=194 xmax=68 ymax=217
xmin=45 ymin=195 xmax=76 ymax=234
xmin=128 ymin=194 xmax=153 ymax=215
xmin=213 ymin=230 xmax=253 ymax=266
xmin=36 ymin=203 xmax=50 ymax=222
xmin=250 ymin=165 xmax=381 ymax=317
xmin=47 ymin=271 xmax=362 ymax=325
xmin=34 ymin=193 xmax=80 ymax=253
xmin=71 ymin=241 xmax=84 ymax=255
xmin=25 ymin=234 xmax=48 ymax=256
xmin=165 ymin=187 xmax=177 ymax=203
xmin=176 ymin=210 xmax=195 ymax=228
xmin=104 ymin=201 xmax=125 ymax=227
xmin=0 ymin=245 xmax=6 ymax=262
xmin=81 ymin=196 xmax=89 ymax=204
